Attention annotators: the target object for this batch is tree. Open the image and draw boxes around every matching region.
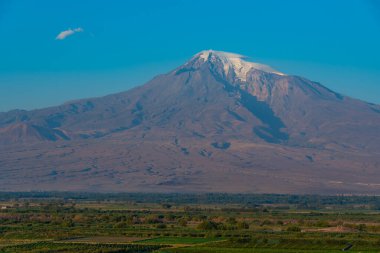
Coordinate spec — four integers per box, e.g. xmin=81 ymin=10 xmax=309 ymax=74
xmin=197 ymin=221 xmax=219 ymax=230
xmin=237 ymin=221 xmax=249 ymax=229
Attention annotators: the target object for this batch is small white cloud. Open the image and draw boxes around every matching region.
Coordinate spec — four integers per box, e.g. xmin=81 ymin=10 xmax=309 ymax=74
xmin=56 ymin=27 xmax=84 ymax=40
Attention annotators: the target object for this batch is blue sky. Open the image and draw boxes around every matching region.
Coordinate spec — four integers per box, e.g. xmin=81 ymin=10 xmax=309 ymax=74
xmin=0 ymin=0 xmax=379 ymax=111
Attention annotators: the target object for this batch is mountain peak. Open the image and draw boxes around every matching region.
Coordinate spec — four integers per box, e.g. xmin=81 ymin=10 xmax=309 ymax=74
xmin=1 ymin=49 xmax=380 ymax=194
xmin=192 ymin=50 xmax=285 ymax=81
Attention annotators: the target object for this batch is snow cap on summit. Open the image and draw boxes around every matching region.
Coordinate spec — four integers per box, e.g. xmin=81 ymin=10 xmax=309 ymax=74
xmin=193 ymin=50 xmax=285 ymax=81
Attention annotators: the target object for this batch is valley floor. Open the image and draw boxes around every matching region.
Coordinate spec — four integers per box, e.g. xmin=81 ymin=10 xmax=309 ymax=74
xmin=0 ymin=193 xmax=380 ymax=253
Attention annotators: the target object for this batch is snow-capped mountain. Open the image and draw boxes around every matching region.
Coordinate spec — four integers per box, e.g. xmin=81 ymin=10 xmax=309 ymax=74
xmin=0 ymin=50 xmax=380 ymax=193
xmin=192 ymin=50 xmax=286 ymax=80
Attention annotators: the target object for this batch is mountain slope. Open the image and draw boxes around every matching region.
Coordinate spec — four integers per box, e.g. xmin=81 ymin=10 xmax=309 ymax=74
xmin=0 ymin=50 xmax=379 ymax=193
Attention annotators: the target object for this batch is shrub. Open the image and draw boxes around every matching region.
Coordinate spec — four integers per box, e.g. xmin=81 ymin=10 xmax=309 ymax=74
xmin=156 ymin=223 xmax=167 ymax=229
xmin=197 ymin=221 xmax=219 ymax=230
xmin=178 ymin=218 xmax=187 ymax=227
xmin=237 ymin=221 xmax=249 ymax=229
xmin=287 ymin=225 xmax=301 ymax=232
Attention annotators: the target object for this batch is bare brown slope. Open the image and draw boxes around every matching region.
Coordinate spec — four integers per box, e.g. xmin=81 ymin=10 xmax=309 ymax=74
xmin=0 ymin=51 xmax=379 ymax=193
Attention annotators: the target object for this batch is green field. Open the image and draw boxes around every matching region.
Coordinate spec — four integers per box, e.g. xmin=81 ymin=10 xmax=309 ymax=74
xmin=159 ymin=247 xmax=380 ymax=253
xmin=0 ymin=193 xmax=380 ymax=252
xmin=137 ymin=237 xmax=223 ymax=244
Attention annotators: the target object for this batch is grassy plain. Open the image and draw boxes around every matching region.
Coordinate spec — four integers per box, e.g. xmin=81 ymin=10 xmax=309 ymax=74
xmin=0 ymin=193 xmax=379 ymax=252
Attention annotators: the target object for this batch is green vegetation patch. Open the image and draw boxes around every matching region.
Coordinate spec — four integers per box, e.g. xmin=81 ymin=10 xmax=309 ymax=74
xmin=1 ymin=193 xmax=380 ymax=252
xmin=159 ymin=247 xmax=379 ymax=253
xmin=0 ymin=241 xmax=164 ymax=253
xmin=136 ymin=237 xmax=223 ymax=245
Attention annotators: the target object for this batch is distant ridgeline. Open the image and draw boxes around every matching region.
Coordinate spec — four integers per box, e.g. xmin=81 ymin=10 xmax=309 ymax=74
xmin=0 ymin=192 xmax=380 ymax=209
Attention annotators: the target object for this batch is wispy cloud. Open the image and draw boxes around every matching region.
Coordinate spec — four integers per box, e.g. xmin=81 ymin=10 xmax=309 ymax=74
xmin=55 ymin=27 xmax=84 ymax=40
